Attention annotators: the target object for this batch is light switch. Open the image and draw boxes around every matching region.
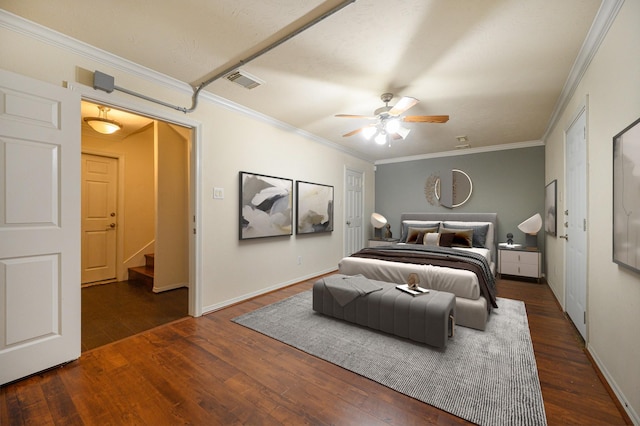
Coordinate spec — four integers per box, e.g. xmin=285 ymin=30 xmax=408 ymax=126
xmin=213 ymin=187 xmax=224 ymax=199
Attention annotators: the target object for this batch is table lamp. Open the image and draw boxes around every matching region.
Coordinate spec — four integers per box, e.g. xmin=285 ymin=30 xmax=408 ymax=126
xmin=370 ymin=213 xmax=387 ymax=239
xmin=518 ymin=213 xmax=542 ymax=248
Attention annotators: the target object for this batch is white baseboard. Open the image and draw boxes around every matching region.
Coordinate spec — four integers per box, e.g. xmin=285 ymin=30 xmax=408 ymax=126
xmin=588 ymin=345 xmax=639 ymax=425
xmin=201 ymin=268 xmax=337 ymax=315
xmin=153 ymin=282 xmax=188 ymax=293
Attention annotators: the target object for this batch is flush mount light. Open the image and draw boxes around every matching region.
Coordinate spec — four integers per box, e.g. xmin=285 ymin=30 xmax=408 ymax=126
xmin=84 ymin=106 xmax=122 ymax=134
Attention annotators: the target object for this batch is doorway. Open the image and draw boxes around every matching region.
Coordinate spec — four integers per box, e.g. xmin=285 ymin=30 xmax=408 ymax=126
xmin=80 ymin=101 xmax=191 ymax=350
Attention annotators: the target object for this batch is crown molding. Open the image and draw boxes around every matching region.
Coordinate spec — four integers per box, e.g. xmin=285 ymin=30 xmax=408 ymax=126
xmin=542 ymin=0 xmax=625 ymax=141
xmin=374 ymin=140 xmax=545 ymax=165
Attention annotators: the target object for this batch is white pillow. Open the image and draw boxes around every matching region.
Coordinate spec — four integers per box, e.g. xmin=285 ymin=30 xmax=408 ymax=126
xmin=423 ymin=232 xmax=441 ymax=246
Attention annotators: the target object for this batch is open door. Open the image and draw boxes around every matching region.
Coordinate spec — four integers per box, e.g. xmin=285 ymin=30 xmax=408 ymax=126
xmin=0 ymin=69 xmax=81 ymax=384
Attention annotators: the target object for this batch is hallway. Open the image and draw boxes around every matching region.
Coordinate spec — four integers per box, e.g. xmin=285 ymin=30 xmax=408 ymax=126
xmin=81 ymin=281 xmax=188 ymax=351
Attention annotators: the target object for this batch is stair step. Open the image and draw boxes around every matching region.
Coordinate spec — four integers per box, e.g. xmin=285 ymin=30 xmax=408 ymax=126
xmin=128 ymin=265 xmax=154 ymax=288
xmin=145 ymin=253 xmax=154 ymax=268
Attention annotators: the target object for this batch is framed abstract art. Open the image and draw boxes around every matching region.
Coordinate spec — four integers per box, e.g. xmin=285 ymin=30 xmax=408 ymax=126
xmin=613 ymin=117 xmax=640 ymax=273
xmin=296 ymin=181 xmax=334 ymax=234
xmin=239 ymin=171 xmax=293 ymax=240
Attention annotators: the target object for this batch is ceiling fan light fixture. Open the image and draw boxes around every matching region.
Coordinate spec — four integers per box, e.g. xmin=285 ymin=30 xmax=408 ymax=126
xmin=385 ymin=118 xmax=401 ymax=134
xmin=84 ymin=106 xmax=122 ymax=134
xmin=362 ymin=126 xmax=377 ymax=140
xmin=396 ymin=126 xmax=411 ymax=140
xmin=374 ymin=132 xmax=387 ymax=145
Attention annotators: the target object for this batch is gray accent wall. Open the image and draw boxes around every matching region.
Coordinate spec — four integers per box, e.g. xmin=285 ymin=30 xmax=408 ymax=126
xmin=374 ymin=146 xmax=545 ymax=255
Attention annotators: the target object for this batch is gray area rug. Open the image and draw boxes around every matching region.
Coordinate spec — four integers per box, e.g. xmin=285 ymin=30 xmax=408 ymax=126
xmin=233 ymin=291 xmax=547 ymax=426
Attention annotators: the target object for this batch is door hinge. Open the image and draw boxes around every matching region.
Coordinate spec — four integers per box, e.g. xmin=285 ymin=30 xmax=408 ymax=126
xmin=193 ymin=228 xmax=196 ymax=234
xmin=583 ymin=311 xmax=586 ymax=324
xmin=583 ymin=218 xmax=587 ymax=231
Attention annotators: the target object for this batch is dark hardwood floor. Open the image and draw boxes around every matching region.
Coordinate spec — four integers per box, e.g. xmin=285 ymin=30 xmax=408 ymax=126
xmin=81 ymin=280 xmax=188 ymax=351
xmin=1 ymin=275 xmax=631 ymax=425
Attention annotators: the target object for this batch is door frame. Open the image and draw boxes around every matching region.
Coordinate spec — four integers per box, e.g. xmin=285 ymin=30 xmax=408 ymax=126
xmin=70 ymin=83 xmax=203 ymax=317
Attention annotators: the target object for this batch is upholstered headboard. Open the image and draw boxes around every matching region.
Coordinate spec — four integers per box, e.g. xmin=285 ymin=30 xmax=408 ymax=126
xmin=399 ymin=212 xmax=498 ymax=264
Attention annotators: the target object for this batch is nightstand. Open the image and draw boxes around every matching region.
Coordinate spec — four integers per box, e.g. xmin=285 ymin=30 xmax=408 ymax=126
xmin=368 ymin=238 xmax=399 ymax=247
xmin=498 ymin=246 xmax=541 ymax=282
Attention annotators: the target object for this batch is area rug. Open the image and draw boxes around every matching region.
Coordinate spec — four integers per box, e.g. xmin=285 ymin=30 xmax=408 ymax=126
xmin=233 ymin=291 xmax=547 ymax=426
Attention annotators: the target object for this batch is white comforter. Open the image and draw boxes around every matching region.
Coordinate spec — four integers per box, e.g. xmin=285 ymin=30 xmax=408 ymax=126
xmin=338 ymin=256 xmax=481 ymax=300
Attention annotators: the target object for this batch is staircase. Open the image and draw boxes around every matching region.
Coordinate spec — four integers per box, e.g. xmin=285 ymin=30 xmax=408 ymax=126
xmin=128 ymin=253 xmax=154 ymax=288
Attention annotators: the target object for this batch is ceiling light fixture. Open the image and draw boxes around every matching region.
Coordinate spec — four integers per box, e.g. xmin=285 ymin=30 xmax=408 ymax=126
xmin=84 ymin=106 xmax=122 ymax=134
xmin=368 ymin=117 xmax=411 ymax=146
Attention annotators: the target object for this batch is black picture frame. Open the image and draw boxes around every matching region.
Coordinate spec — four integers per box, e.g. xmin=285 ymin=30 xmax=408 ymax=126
xmin=545 ymin=180 xmax=557 ymax=236
xmin=296 ymin=181 xmax=334 ymax=234
xmin=239 ymin=171 xmax=293 ymax=240
xmin=613 ymin=117 xmax=640 ymax=274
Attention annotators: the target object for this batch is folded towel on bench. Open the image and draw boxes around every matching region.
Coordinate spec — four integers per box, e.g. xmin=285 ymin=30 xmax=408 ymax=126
xmin=323 ymin=274 xmax=383 ymax=306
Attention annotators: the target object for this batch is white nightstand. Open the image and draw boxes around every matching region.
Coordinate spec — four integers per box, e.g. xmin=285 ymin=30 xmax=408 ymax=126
xmin=368 ymin=238 xmax=399 ymax=247
xmin=498 ymin=246 xmax=541 ymax=282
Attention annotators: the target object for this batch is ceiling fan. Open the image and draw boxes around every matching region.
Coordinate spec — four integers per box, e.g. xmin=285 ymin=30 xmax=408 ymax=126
xmin=335 ymin=93 xmax=449 ymax=145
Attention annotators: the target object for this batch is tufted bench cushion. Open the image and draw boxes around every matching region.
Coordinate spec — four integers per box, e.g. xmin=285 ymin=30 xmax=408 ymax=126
xmin=312 ymin=274 xmax=455 ymax=348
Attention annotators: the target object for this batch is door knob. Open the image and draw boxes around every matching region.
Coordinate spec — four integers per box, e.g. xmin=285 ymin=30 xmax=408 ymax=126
xmin=108 ymin=223 xmax=116 ymax=229
xmin=346 ymin=221 xmax=351 ymax=225
xmin=110 ymin=212 xmax=116 ymax=217
xmin=559 ymin=234 xmax=568 ymax=240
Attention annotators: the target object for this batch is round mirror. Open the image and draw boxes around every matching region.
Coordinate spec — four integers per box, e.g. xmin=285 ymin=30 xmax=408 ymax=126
xmin=434 ymin=169 xmax=473 ymax=208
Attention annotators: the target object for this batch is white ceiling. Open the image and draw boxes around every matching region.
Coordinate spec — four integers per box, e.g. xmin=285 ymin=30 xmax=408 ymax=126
xmin=3 ymin=0 xmax=603 ymax=161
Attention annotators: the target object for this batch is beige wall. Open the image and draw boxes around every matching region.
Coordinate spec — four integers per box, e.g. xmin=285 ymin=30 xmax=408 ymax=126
xmin=155 ymin=121 xmax=189 ymax=292
xmin=0 ymin=14 xmax=375 ymax=314
xmin=544 ymin=0 xmax=640 ymax=420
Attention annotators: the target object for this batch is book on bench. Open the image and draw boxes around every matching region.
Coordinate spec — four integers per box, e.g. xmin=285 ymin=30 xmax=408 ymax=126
xmin=396 ymin=284 xmax=429 ymax=296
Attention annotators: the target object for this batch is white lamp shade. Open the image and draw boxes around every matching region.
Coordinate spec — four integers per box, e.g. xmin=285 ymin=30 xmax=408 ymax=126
xmin=395 ymin=126 xmax=411 ymax=139
xmin=370 ymin=213 xmax=387 ymax=228
xmin=362 ymin=126 xmax=376 ymax=140
xmin=518 ymin=213 xmax=542 ymax=234
xmin=374 ymin=132 xmax=387 ymax=145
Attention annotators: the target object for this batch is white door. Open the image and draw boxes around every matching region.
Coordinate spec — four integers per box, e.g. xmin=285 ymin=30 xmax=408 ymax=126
xmin=81 ymin=153 xmax=118 ymax=284
xmin=0 ymin=69 xmax=81 ymax=385
xmin=565 ymin=107 xmax=588 ymax=339
xmin=344 ymin=168 xmax=364 ymax=256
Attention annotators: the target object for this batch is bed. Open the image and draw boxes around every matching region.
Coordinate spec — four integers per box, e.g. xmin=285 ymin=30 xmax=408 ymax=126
xmin=338 ymin=212 xmax=498 ymax=330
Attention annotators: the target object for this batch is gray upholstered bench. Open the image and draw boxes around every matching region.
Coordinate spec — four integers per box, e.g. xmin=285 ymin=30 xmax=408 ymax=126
xmin=312 ymin=274 xmax=455 ymax=348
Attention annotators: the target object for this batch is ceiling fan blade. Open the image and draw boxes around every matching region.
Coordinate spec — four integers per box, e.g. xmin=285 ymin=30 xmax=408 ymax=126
xmin=342 ymin=127 xmax=365 ymax=137
xmin=388 ymin=96 xmax=419 ymax=116
xmin=402 ymin=115 xmax=449 ymax=123
xmin=335 ymin=114 xmax=377 ymax=119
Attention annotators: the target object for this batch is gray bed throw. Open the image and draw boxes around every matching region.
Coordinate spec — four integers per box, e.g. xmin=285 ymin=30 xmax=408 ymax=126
xmin=323 ymin=274 xmax=383 ymax=306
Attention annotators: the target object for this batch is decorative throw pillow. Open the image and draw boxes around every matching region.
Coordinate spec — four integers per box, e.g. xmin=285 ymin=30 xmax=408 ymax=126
xmin=443 ymin=222 xmax=490 ymax=248
xmin=423 ymin=232 xmax=441 ymax=246
xmin=440 ymin=227 xmax=474 ymax=248
xmin=399 ymin=221 xmax=441 ymax=242
xmin=406 ymin=226 xmax=438 ymax=244
xmin=437 ymin=232 xmax=455 ymax=247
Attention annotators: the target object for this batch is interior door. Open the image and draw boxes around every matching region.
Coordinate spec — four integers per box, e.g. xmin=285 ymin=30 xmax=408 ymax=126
xmin=81 ymin=153 xmax=118 ymax=284
xmin=344 ymin=168 xmax=364 ymax=256
xmin=0 ymin=69 xmax=81 ymax=385
xmin=565 ymin=107 xmax=588 ymax=339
